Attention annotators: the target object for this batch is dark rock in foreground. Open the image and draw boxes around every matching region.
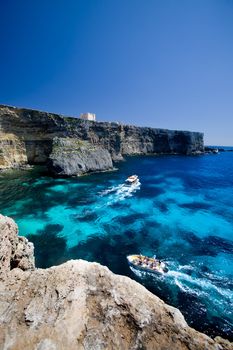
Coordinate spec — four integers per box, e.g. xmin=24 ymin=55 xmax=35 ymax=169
xmin=0 ymin=214 xmax=232 ymax=349
xmin=0 ymin=105 xmax=204 ymax=176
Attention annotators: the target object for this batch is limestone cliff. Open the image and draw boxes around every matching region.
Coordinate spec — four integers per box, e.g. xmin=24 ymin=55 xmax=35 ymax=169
xmin=0 ymin=105 xmax=204 ymax=175
xmin=0 ymin=214 xmax=232 ymax=350
xmin=48 ymin=137 xmax=113 ymax=176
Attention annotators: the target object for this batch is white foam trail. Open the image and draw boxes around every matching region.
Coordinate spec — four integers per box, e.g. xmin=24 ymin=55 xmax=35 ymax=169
xmin=115 ymin=183 xmax=140 ymax=199
xmin=178 ymin=265 xmax=195 ymax=271
xmin=130 ymin=263 xmax=233 ymax=304
xmin=99 ymin=185 xmax=124 ymax=196
xmin=129 ymin=266 xmax=166 ymax=282
xmin=167 ymin=269 xmax=233 ymax=301
xmin=94 ymin=181 xmax=141 ymax=211
xmin=129 ymin=266 xmax=144 ymax=277
xmin=101 ymin=181 xmax=141 ymax=205
xmin=173 ymin=277 xmax=207 ymax=297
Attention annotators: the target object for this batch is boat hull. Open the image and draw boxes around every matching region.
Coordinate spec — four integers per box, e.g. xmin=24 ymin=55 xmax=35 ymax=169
xmin=125 ymin=179 xmax=139 ymax=186
xmin=125 ymin=175 xmax=139 ymax=185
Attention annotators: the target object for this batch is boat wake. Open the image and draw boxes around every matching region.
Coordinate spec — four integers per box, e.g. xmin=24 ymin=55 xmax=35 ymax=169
xmin=99 ymin=180 xmax=141 ymax=204
xmin=130 ymin=263 xmax=233 ymax=312
xmin=168 ymin=269 xmax=233 ymax=300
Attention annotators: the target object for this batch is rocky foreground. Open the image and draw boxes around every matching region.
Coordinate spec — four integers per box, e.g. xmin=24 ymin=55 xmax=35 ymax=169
xmin=0 ymin=214 xmax=232 ymax=350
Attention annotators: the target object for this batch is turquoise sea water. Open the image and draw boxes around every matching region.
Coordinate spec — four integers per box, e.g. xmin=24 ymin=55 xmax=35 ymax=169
xmin=0 ymin=152 xmax=232 ymax=340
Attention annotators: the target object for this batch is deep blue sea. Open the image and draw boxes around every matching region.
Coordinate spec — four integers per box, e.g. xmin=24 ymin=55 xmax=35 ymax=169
xmin=0 ymin=151 xmax=232 ymax=340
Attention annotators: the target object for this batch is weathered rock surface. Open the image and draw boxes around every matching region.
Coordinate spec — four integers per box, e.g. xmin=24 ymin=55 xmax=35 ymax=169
xmin=0 ymin=134 xmax=27 ymax=169
xmin=0 ymin=214 xmax=232 ymax=350
xmin=2 ymin=261 xmax=233 ymax=350
xmin=48 ymin=137 xmax=113 ymax=176
xmin=0 ymin=105 xmax=204 ymax=175
xmin=0 ymin=214 xmax=35 ymax=280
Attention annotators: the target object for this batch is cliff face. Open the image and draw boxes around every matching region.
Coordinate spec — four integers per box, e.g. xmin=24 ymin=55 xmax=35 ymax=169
xmin=0 ymin=214 xmax=232 ymax=350
xmin=48 ymin=137 xmax=113 ymax=176
xmin=0 ymin=105 xmax=204 ymax=174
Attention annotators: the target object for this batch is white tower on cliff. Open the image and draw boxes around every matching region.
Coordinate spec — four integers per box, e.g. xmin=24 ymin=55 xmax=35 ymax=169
xmin=80 ymin=113 xmax=96 ymax=121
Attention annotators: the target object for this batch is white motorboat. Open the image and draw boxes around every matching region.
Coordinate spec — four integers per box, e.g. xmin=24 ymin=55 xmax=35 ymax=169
xmin=125 ymin=175 xmax=139 ymax=185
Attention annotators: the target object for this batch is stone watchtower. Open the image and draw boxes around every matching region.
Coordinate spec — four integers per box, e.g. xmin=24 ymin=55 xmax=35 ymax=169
xmin=80 ymin=113 xmax=96 ymax=121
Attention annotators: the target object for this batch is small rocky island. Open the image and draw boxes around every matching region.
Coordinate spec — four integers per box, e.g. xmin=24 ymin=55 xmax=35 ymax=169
xmin=0 ymin=214 xmax=232 ymax=349
xmin=0 ymin=105 xmax=204 ymax=176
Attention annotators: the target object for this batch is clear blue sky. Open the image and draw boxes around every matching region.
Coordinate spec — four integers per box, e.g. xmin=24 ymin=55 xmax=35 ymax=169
xmin=1 ymin=0 xmax=233 ymax=145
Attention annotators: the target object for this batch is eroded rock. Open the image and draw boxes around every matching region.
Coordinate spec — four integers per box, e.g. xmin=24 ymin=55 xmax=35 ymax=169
xmin=0 ymin=259 xmax=232 ymax=349
xmin=48 ymin=137 xmax=113 ymax=176
xmin=0 ymin=105 xmax=204 ymax=176
xmin=0 ymin=215 xmax=35 ymax=280
xmin=0 ymin=215 xmax=232 ymax=349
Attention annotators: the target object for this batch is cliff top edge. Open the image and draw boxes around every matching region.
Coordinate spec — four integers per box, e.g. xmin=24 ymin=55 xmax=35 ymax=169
xmin=0 ymin=104 xmax=204 ymax=135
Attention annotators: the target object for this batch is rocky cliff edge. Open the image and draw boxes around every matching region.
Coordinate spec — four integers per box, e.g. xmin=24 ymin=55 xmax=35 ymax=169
xmin=0 ymin=105 xmax=204 ymax=175
xmin=0 ymin=214 xmax=231 ymax=350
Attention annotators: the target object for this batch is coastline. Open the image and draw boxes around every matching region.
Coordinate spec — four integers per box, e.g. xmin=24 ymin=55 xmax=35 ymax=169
xmin=0 ymin=213 xmax=232 ymax=349
xmin=0 ymin=104 xmax=204 ymax=176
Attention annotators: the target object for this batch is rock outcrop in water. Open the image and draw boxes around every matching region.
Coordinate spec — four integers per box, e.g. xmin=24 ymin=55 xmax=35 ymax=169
xmin=0 ymin=214 xmax=232 ymax=349
xmin=48 ymin=137 xmax=113 ymax=176
xmin=0 ymin=105 xmax=204 ymax=175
